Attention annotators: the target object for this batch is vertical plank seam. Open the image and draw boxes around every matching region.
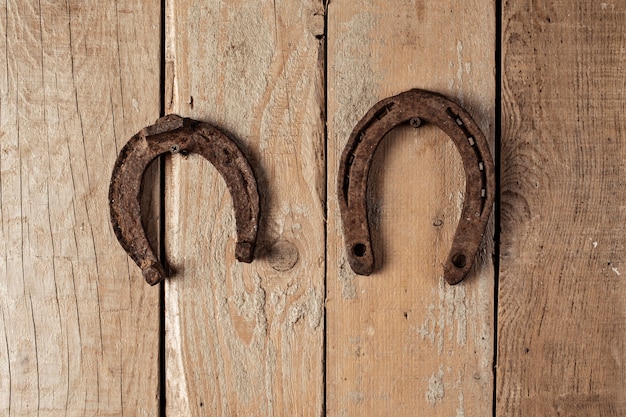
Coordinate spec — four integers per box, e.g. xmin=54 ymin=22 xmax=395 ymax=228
xmin=322 ymin=1 xmax=329 ymax=416
xmin=159 ymin=0 xmax=167 ymax=415
xmin=493 ymin=1 xmax=503 ymax=416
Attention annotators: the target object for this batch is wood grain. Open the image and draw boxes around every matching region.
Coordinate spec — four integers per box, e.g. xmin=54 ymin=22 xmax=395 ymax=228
xmin=0 ymin=0 xmax=161 ymax=415
xmin=326 ymin=1 xmax=495 ymax=416
xmin=164 ymin=0 xmax=325 ymax=415
xmin=498 ymin=1 xmax=626 ymax=416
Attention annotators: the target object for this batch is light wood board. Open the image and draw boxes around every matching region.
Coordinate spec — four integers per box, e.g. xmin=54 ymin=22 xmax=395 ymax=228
xmin=498 ymin=1 xmax=626 ymax=415
xmin=326 ymin=1 xmax=495 ymax=416
xmin=0 ymin=0 xmax=161 ymax=415
xmin=164 ymin=0 xmax=326 ymax=415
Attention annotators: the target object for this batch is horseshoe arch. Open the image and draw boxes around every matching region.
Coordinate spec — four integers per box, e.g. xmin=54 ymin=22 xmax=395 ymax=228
xmin=109 ymin=114 xmax=260 ymax=285
xmin=338 ymin=89 xmax=495 ymax=285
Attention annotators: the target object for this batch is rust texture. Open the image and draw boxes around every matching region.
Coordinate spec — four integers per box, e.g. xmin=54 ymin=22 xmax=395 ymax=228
xmin=338 ymin=89 xmax=495 ymax=285
xmin=109 ymin=114 xmax=260 ymax=285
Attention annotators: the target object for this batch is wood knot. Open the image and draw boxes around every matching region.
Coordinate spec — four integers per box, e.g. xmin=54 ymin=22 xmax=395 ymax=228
xmin=268 ymin=240 xmax=299 ymax=272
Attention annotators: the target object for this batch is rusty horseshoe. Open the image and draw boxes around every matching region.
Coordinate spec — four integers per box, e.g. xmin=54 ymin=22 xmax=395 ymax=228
xmin=338 ymin=89 xmax=495 ymax=285
xmin=109 ymin=114 xmax=260 ymax=286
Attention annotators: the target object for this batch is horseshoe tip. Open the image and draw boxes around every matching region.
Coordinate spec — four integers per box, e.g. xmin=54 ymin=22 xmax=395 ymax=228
xmin=348 ymin=258 xmax=374 ymax=276
xmin=235 ymin=241 xmax=256 ymax=263
xmin=142 ymin=263 xmax=166 ymax=286
xmin=444 ymin=262 xmax=470 ymax=285
xmin=444 ymin=274 xmax=466 ymax=286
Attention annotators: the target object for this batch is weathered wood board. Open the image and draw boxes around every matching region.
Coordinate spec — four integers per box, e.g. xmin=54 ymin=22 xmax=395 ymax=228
xmin=0 ymin=0 xmax=161 ymax=415
xmin=5 ymin=1 xmax=626 ymax=415
xmin=164 ymin=0 xmax=326 ymax=415
xmin=326 ymin=1 xmax=495 ymax=416
xmin=498 ymin=1 xmax=626 ymax=416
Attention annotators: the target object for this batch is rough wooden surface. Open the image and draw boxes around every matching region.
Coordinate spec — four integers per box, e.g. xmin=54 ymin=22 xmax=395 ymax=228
xmin=326 ymin=1 xmax=495 ymax=416
xmin=164 ymin=0 xmax=325 ymax=415
xmin=0 ymin=0 xmax=161 ymax=415
xmin=498 ymin=1 xmax=626 ymax=416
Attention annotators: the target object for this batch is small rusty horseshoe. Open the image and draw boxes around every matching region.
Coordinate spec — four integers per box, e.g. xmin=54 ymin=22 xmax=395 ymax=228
xmin=109 ymin=114 xmax=260 ymax=286
xmin=338 ymin=89 xmax=495 ymax=285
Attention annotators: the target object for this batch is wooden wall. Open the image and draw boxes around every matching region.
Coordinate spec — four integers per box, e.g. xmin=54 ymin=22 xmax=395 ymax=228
xmin=1 ymin=0 xmax=624 ymax=415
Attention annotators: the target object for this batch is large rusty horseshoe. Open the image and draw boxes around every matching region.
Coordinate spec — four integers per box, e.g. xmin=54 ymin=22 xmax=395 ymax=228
xmin=338 ymin=89 xmax=495 ymax=285
xmin=109 ymin=114 xmax=260 ymax=286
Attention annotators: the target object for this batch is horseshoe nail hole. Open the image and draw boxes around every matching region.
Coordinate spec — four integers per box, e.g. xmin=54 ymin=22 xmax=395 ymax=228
xmin=180 ymin=149 xmax=189 ymax=156
xmin=223 ymin=149 xmax=233 ymax=164
xmin=352 ymin=243 xmax=367 ymax=257
xmin=452 ymin=253 xmax=467 ymax=269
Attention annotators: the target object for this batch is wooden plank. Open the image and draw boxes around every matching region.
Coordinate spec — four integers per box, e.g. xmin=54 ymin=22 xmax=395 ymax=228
xmin=164 ymin=0 xmax=325 ymax=415
xmin=498 ymin=2 xmax=626 ymax=416
xmin=0 ymin=1 xmax=161 ymax=415
xmin=326 ymin=1 xmax=495 ymax=416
